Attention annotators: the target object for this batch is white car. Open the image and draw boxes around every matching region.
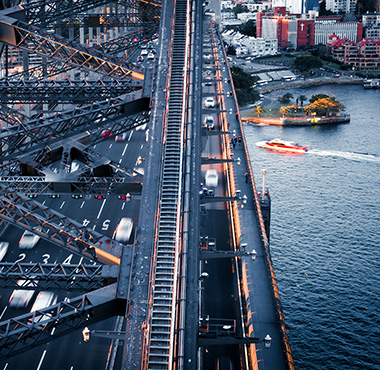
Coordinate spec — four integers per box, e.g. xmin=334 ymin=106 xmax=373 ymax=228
xmin=203 ymin=116 xmax=214 ymax=130
xmin=141 ymin=49 xmax=148 ymax=56
xmin=113 ymin=217 xmax=133 ymax=243
xmin=115 ymin=132 xmax=127 ymax=142
xmin=205 ymin=169 xmax=218 ymax=187
xmin=19 ymin=229 xmax=40 ymax=249
xmin=29 ymin=291 xmax=57 ymax=324
xmin=9 ymin=279 xmax=37 ymax=307
xmin=147 ymin=53 xmax=155 ymax=60
xmin=0 ymin=242 xmax=9 ymax=261
xmin=205 ymin=97 xmax=215 ymax=108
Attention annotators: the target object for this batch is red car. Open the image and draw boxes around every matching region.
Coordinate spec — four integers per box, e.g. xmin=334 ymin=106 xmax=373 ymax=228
xmin=102 ymin=129 xmax=112 ymax=138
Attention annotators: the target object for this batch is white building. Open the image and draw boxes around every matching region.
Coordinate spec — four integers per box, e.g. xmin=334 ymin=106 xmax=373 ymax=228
xmin=272 ymin=0 xmax=303 ymax=14
xmin=325 ymin=0 xmax=357 ymax=13
xmin=362 ymin=13 xmax=380 ymax=27
xmin=237 ymin=12 xmax=256 ymax=22
xmin=314 ymin=19 xmax=361 ymax=44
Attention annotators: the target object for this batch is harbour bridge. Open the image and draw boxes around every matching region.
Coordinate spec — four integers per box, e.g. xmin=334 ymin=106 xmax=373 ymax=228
xmin=0 ymin=1 xmax=294 ymax=369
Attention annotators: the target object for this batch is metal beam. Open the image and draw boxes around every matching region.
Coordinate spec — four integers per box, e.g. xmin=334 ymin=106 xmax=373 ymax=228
xmin=0 ymin=11 xmax=144 ymax=81
xmin=0 ymin=186 xmax=122 ymax=264
xmin=0 ymin=263 xmax=117 ymax=290
xmin=0 ymin=283 xmax=124 ymax=359
xmin=0 ymin=96 xmax=150 ymax=161
xmin=0 ymin=79 xmax=142 ymax=103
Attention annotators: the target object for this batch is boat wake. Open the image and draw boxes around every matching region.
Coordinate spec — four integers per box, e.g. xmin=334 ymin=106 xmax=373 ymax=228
xmin=307 ymin=149 xmax=380 ymax=163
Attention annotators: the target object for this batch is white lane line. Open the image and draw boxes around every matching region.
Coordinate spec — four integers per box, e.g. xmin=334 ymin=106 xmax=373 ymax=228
xmin=122 ymin=143 xmax=128 ymax=156
xmin=0 ymin=307 xmax=7 ymax=320
xmin=80 ymin=201 xmax=85 ymax=209
xmin=70 ymin=367 xmax=74 ymax=370
xmin=93 ymin=145 xmax=96 ymax=149
xmin=121 ymin=203 xmax=125 ymax=210
xmin=51 ymin=327 xmax=56 ymax=335
xmin=2 ymin=363 xmax=8 ymax=370
xmin=140 ymin=144 xmax=143 ymax=149
xmin=109 ymin=143 xmax=113 ymax=149
xmin=92 ymin=225 xmax=96 ymax=230
xmin=78 ymin=257 xmax=83 ymax=265
xmin=42 ymin=201 xmax=46 ymax=205
xmin=128 ymin=131 xmax=133 ymax=141
xmin=60 ymin=201 xmax=65 ymax=209
xmin=119 ymin=158 xmax=122 ymax=164
xmin=96 ymin=199 xmax=107 ymax=219
xmin=36 ymin=350 xmax=47 ymax=370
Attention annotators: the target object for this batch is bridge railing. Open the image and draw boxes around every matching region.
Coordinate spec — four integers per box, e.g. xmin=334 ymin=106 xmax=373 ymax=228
xmin=215 ymin=25 xmax=295 ymax=370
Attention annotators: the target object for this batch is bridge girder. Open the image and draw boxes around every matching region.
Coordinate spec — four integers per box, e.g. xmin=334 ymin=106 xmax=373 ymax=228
xmin=0 ymin=283 xmax=125 ymax=359
xmin=0 ymin=96 xmax=150 ymax=161
xmin=0 ymin=79 xmax=142 ymax=103
xmin=0 ymin=262 xmax=115 ymax=290
xmin=0 ymin=186 xmax=122 ymax=264
xmin=0 ymin=10 xmax=144 ymax=81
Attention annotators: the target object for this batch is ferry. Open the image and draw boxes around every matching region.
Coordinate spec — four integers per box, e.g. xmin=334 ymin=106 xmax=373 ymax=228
xmin=257 ymin=139 xmax=308 ymax=154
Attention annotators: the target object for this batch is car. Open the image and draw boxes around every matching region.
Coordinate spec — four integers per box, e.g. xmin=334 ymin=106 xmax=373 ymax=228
xmin=113 ymin=217 xmax=133 ymax=243
xmin=334 ymin=74 xmax=340 ymax=78
xmin=204 ymin=97 xmax=215 ymax=108
xmin=204 ymin=78 xmax=213 ymax=86
xmin=29 ymin=291 xmax=57 ymax=324
xmin=136 ymin=123 xmax=147 ymax=131
xmin=147 ymin=53 xmax=155 ymax=60
xmin=9 ymin=279 xmax=37 ymax=307
xmin=19 ymin=229 xmax=40 ymax=249
xmin=203 ymin=115 xmax=214 ymax=130
xmin=102 ymin=129 xmax=112 ymax=138
xmin=205 ymin=169 xmax=218 ymax=187
xmin=141 ymin=49 xmax=148 ymax=56
xmin=137 ymin=56 xmax=144 ymax=62
xmin=0 ymin=242 xmax=9 ymax=261
xmin=115 ymin=133 xmax=127 ymax=142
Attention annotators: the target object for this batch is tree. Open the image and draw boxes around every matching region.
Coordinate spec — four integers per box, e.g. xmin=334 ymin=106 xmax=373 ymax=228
xmin=306 ymin=97 xmax=344 ymax=116
xmin=299 ymin=95 xmax=307 ymax=106
xmin=279 ymin=106 xmax=289 ymax=118
xmin=309 ymin=94 xmax=329 ymax=103
xmin=233 ymin=4 xmax=249 ymax=15
xmin=227 ymin=45 xmax=236 ymax=56
xmin=240 ymin=19 xmax=256 ymax=37
xmin=303 ymin=105 xmax=313 ymax=115
xmin=231 ymin=66 xmax=260 ymax=106
xmin=278 ymin=92 xmax=293 ymax=104
xmin=294 ymin=55 xmax=323 ymax=72
xmin=254 ymin=105 xmax=264 ymax=117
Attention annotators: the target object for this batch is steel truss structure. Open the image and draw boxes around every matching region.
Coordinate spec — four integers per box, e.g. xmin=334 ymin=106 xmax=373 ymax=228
xmin=0 ymin=96 xmax=150 ymax=161
xmin=0 ymin=262 xmax=115 ymax=290
xmin=0 ymin=10 xmax=144 ymax=81
xmin=0 ymin=283 xmax=124 ymax=358
xmin=0 ymin=186 xmax=122 ymax=264
xmin=0 ymin=79 xmax=142 ymax=103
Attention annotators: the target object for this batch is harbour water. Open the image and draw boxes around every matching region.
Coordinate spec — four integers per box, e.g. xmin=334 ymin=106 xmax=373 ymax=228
xmin=243 ymin=85 xmax=380 ymax=370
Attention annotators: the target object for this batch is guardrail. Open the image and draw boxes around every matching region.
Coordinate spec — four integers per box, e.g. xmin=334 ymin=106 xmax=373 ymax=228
xmin=216 ymin=26 xmax=295 ymax=370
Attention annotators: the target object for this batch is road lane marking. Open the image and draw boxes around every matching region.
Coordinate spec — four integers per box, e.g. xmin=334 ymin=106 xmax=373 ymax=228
xmin=119 ymin=158 xmax=122 ymax=164
xmin=42 ymin=201 xmax=46 ymax=205
xmin=51 ymin=327 xmax=55 ymax=335
xmin=0 ymin=307 xmax=7 ymax=320
xmin=96 ymin=199 xmax=107 ymax=219
xmin=109 ymin=143 xmax=113 ymax=149
xmin=36 ymin=350 xmax=47 ymax=370
xmin=60 ymin=201 xmax=65 ymax=209
xmin=80 ymin=201 xmax=85 ymax=208
xmin=128 ymin=131 xmax=133 ymax=141
xmin=2 ymin=363 xmax=8 ymax=370
xmin=140 ymin=144 xmax=143 ymax=149
xmin=122 ymin=143 xmax=128 ymax=156
xmin=121 ymin=203 xmax=125 ymax=210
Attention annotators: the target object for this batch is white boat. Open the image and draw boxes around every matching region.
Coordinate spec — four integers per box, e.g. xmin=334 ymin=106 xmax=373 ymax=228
xmin=256 ymin=139 xmax=308 ymax=154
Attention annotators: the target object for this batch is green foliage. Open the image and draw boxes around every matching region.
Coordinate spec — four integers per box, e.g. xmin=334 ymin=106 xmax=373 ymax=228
xmin=231 ymin=66 xmax=259 ymax=106
xmin=294 ymin=55 xmax=323 ymax=72
xmin=233 ymin=4 xmax=249 ymax=14
xmin=227 ymin=45 xmax=236 ymax=56
xmin=356 ymin=0 xmax=376 ymax=14
xmin=278 ymin=92 xmax=293 ymax=104
xmin=240 ymin=19 xmax=256 ymax=37
xmin=309 ymin=94 xmax=329 ymax=103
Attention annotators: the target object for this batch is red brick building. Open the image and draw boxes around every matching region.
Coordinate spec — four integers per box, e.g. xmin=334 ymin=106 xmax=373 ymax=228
xmin=328 ymin=35 xmax=380 ymax=70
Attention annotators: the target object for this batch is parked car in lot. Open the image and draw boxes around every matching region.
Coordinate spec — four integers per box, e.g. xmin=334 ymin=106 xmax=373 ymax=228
xmin=205 ymin=169 xmax=218 ymax=187
xmin=141 ymin=49 xmax=148 ymax=56
xmin=147 ymin=52 xmax=155 ymax=60
xmin=137 ymin=56 xmax=144 ymax=62
xmin=113 ymin=217 xmax=133 ymax=243
xmin=19 ymin=229 xmax=40 ymax=249
xmin=0 ymin=242 xmax=9 ymax=261
xmin=204 ymin=97 xmax=215 ymax=108
xmin=29 ymin=291 xmax=57 ymax=324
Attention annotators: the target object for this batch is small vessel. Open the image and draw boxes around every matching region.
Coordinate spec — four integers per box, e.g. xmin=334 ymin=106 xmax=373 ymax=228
xmin=257 ymin=138 xmax=308 ymax=154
